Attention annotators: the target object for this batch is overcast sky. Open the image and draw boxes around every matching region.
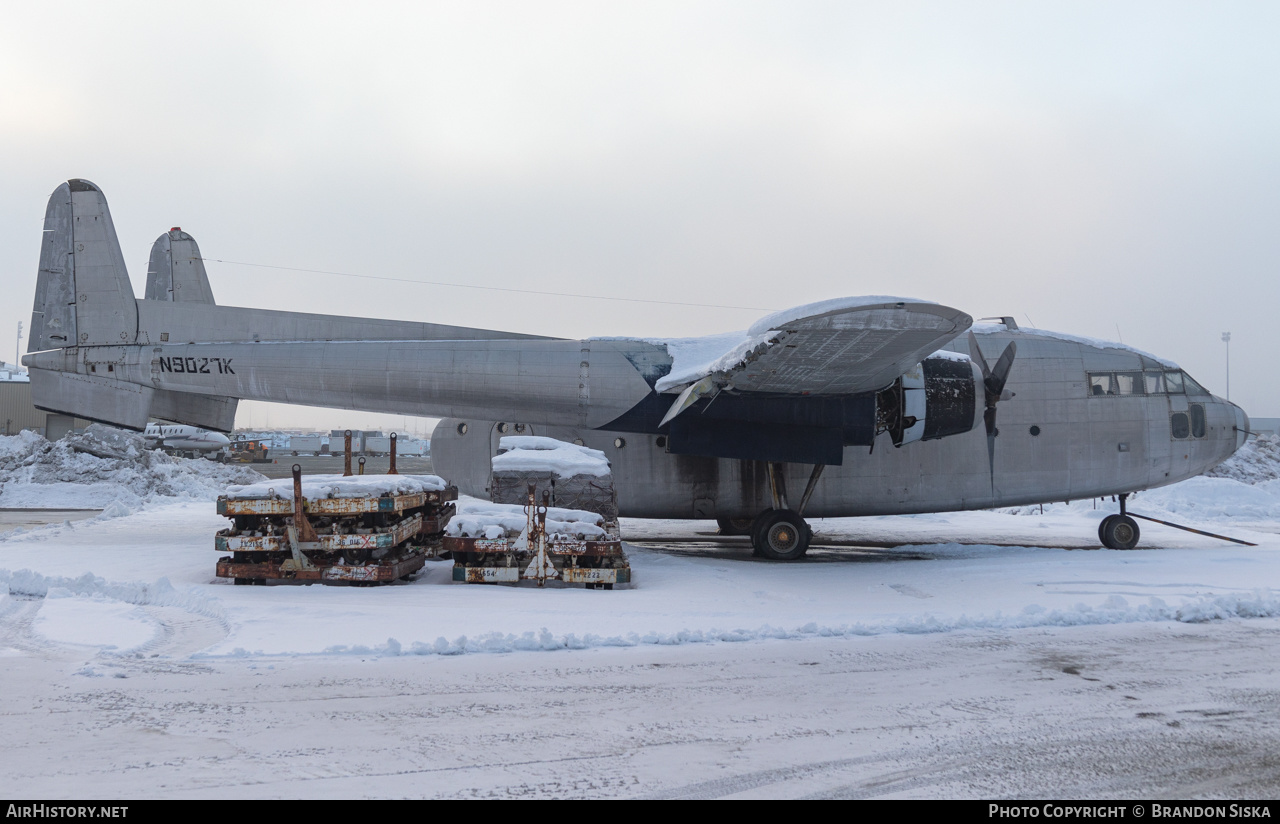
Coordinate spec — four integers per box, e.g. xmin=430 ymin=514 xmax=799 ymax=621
xmin=2 ymin=1 xmax=1277 ymax=431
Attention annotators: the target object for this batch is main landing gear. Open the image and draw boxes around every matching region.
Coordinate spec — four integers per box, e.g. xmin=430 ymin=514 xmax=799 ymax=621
xmin=731 ymin=462 xmax=826 ymax=561
xmin=1098 ymin=493 xmax=1141 ymax=550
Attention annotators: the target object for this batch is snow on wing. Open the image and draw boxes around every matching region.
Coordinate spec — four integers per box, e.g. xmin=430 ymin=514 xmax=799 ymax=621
xmin=682 ymin=299 xmax=973 ymax=396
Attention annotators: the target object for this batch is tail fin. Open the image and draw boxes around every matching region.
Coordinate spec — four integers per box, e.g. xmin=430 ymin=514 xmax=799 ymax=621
xmin=29 ymin=179 xmax=138 ymax=351
xmin=145 ymin=228 xmax=216 ymax=304
xmin=25 ymin=180 xmax=237 ymax=432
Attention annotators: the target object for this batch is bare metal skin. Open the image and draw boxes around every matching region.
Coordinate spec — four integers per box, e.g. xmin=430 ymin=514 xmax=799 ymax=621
xmin=23 ymin=180 xmax=1246 ymax=553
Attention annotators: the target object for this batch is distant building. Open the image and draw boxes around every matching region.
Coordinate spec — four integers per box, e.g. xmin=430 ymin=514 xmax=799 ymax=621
xmin=0 ymin=364 xmax=90 ymax=438
xmin=1252 ymin=418 xmax=1280 ymax=437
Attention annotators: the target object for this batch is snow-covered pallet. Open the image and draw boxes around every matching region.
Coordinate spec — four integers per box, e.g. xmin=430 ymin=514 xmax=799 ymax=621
xmin=215 ymin=467 xmax=457 ymax=586
xmin=444 ymin=497 xmax=630 ymax=589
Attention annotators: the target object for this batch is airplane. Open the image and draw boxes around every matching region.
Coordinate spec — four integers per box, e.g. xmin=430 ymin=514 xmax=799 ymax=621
xmin=22 ymin=180 xmax=1249 ymax=557
xmin=142 ymin=421 xmax=231 ymax=458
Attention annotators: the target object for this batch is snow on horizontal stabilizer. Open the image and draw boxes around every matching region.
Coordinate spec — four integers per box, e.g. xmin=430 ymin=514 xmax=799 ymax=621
xmin=145 ymin=229 xmax=216 ymax=304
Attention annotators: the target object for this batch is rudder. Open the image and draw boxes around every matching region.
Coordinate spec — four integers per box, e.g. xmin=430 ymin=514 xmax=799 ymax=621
xmin=29 ymin=179 xmax=138 ymax=351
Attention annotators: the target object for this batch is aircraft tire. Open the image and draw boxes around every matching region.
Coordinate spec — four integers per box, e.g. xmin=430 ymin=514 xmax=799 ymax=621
xmin=748 ymin=509 xmax=776 ymax=556
xmin=1100 ymin=515 xmax=1140 ymax=550
xmin=1097 ymin=515 xmax=1113 ymax=546
xmin=754 ymin=510 xmax=810 ymax=561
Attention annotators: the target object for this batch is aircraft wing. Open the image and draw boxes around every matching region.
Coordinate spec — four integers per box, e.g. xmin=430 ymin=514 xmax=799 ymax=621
xmin=659 ymin=298 xmax=972 ymax=398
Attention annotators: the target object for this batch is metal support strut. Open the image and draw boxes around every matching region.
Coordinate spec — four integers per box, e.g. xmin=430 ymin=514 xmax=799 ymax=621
xmin=797 ymin=464 xmax=825 ymax=517
xmin=767 ymin=462 xmax=789 ymax=511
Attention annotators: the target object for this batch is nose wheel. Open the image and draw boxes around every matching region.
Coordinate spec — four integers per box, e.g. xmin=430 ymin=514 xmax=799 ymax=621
xmin=1098 ymin=493 xmax=1141 ymax=549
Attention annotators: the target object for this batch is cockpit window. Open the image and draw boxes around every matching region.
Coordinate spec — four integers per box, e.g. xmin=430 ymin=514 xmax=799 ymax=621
xmin=1089 ymin=374 xmax=1112 ymax=396
xmin=1143 ymin=372 xmax=1164 ymax=394
xmin=1164 ymin=371 xmax=1185 ymax=393
xmin=1184 ymin=373 xmax=1210 ymax=395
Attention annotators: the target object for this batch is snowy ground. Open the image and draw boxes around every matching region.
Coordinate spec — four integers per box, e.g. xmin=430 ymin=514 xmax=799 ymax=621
xmin=2 ymin=434 xmax=1280 ymax=798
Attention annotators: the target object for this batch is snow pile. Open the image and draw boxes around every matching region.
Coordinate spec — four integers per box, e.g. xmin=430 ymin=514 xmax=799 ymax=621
xmin=0 ymin=425 xmax=265 ymax=509
xmin=0 ymin=568 xmax=226 ymax=622
xmin=1206 ymin=435 xmax=1280 ymax=484
xmin=1135 ymin=476 xmax=1280 ymax=522
xmin=446 ymin=500 xmax=607 ymax=540
xmin=294 ymin=588 xmax=1280 ymax=659
xmin=493 ymin=436 xmax=610 ymax=477
xmin=224 ymin=473 xmax=448 ymax=501
xmin=999 ymin=475 xmax=1280 ymax=524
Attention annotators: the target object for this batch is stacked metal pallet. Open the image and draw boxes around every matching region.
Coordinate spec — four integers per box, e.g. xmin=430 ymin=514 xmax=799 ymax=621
xmin=215 ymin=462 xmax=457 ymax=585
xmin=445 ymin=436 xmax=629 ymax=588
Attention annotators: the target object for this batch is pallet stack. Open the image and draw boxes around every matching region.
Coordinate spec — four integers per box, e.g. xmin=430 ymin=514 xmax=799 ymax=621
xmin=215 ymin=465 xmax=457 ymax=585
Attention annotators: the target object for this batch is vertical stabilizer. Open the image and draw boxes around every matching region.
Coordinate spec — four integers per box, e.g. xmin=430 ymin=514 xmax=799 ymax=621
xmin=29 ymin=183 xmax=76 ymax=351
xmin=30 ymin=180 xmax=138 ymax=350
xmin=145 ymin=228 xmax=216 ymax=304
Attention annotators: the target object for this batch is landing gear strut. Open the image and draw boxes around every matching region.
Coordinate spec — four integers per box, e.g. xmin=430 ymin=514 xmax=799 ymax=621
xmin=748 ymin=462 xmax=823 ymax=560
xmin=1098 ymin=493 xmax=1141 ymax=550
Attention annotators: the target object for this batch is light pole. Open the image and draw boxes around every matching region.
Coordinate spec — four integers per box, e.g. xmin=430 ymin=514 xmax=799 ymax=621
xmin=1221 ymin=332 xmax=1231 ymax=401
xmin=14 ymin=321 xmax=22 ymax=368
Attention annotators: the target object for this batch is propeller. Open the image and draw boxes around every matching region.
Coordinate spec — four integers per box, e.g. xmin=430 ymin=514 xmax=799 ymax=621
xmin=968 ymin=331 xmax=1017 ymax=495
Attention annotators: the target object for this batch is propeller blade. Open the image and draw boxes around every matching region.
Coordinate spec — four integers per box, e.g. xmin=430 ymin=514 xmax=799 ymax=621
xmin=968 ymin=335 xmax=1017 ymax=498
xmin=967 ymin=332 xmax=991 ymax=383
xmin=987 ymin=341 xmax=1017 ymax=396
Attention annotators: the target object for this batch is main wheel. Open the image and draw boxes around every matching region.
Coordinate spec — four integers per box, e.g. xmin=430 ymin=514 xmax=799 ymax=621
xmin=1100 ymin=515 xmax=1140 ymax=550
xmin=716 ymin=516 xmax=755 ymax=536
xmin=748 ymin=509 xmax=776 ymax=556
xmin=753 ymin=510 xmax=811 ymax=561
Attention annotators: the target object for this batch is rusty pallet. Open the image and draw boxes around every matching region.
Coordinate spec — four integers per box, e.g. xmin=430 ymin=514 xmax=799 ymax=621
xmin=218 ymin=512 xmax=426 ymax=553
xmin=452 ymin=562 xmax=630 ymax=586
xmin=215 ymin=463 xmax=453 ymax=586
xmin=217 ymin=548 xmax=428 ymax=584
xmin=217 ymin=485 xmax=457 ymax=517
xmin=442 ymin=486 xmax=630 ymax=588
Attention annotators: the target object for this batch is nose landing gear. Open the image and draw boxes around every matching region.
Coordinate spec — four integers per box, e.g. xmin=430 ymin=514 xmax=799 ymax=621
xmin=1099 ymin=493 xmax=1141 ymax=550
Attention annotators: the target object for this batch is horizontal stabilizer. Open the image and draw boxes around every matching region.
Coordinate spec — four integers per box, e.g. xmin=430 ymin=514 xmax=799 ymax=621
xmin=29 ymin=368 xmax=154 ymax=431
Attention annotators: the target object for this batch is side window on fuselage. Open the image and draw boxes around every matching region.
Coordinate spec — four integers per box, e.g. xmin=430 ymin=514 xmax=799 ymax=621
xmin=1190 ymin=404 xmax=1206 ymax=438
xmin=1088 ymin=371 xmax=1143 ymax=396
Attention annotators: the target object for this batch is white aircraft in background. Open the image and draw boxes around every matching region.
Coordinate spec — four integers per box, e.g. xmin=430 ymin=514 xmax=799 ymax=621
xmin=143 ymin=422 xmax=231 ymax=458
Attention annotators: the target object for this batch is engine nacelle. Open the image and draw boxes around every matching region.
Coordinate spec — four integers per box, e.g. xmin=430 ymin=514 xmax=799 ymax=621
xmin=876 ymin=355 xmax=981 ymax=447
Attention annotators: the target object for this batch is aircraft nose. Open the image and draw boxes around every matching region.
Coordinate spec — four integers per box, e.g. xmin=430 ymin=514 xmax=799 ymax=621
xmin=1235 ymin=404 xmax=1250 ymax=451
xmin=213 ymin=432 xmax=231 ymax=446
